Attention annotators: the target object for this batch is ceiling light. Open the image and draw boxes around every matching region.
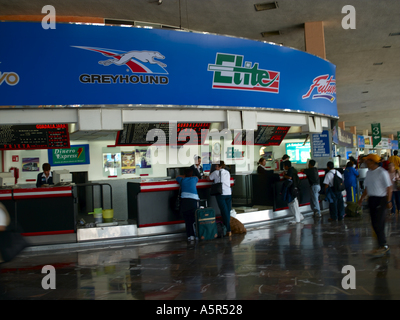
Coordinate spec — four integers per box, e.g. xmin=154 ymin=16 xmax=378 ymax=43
xmin=261 ymin=30 xmax=281 ymax=37
xmin=373 ymin=62 xmax=383 ymax=65
xmin=254 ymin=1 xmax=279 ymax=11
xmin=389 ymin=32 xmax=400 ymax=36
xmin=362 ymin=91 xmax=369 ymax=94
xmin=361 ymin=106 xmax=367 ymax=109
xmin=383 ymin=46 xmax=391 ymax=48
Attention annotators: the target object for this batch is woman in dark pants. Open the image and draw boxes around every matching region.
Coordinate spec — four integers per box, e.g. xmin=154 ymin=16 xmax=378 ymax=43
xmin=176 ymin=168 xmax=199 ymax=241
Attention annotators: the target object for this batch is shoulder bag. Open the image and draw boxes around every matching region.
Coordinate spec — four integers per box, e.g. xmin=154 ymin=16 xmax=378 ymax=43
xmin=210 ymin=170 xmax=223 ymax=196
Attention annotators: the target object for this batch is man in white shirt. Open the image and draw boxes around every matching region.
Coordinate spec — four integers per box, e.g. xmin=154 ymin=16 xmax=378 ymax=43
xmin=358 ymin=153 xmax=392 ymax=257
xmin=208 ymin=161 xmax=232 ymax=236
xmin=323 ymin=161 xmax=345 ymax=221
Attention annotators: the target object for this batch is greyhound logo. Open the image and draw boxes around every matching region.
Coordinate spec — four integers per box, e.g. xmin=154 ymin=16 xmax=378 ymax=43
xmin=72 ymin=46 xmax=168 ymax=74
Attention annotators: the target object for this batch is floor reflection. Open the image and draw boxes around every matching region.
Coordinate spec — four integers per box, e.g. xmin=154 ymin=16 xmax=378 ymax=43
xmin=2 ymin=213 xmax=400 ymax=300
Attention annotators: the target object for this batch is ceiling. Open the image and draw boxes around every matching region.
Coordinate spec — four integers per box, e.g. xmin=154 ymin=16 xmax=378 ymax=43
xmin=1 ymin=0 xmax=400 ymax=137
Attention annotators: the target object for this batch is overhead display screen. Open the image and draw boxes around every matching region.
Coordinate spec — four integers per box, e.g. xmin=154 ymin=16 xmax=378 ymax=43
xmin=285 ymin=142 xmax=311 ymax=164
xmin=115 ymin=123 xmax=210 ymax=146
xmin=0 ymin=124 xmax=70 ymax=150
xmin=232 ymin=126 xmax=290 ymax=145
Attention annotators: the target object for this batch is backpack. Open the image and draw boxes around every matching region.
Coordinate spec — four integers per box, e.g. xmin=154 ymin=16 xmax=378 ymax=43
xmin=333 ymin=170 xmax=345 ymax=193
xmin=345 ymin=201 xmax=363 ymax=218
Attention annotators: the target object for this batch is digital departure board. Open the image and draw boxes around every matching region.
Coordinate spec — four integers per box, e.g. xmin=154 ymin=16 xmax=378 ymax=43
xmin=0 ymin=124 xmax=70 ymax=150
xmin=116 ymin=123 xmax=210 ymax=146
xmin=232 ymin=126 xmax=290 ymax=146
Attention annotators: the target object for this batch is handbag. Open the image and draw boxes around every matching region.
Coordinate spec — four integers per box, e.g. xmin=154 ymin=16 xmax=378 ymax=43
xmin=174 ymin=186 xmax=181 ymax=212
xmin=210 ymin=170 xmax=223 ymax=196
xmin=0 ymin=205 xmax=29 ymax=263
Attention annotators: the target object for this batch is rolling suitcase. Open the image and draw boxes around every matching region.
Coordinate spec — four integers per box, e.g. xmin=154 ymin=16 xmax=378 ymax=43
xmin=195 ymin=201 xmax=218 ymax=240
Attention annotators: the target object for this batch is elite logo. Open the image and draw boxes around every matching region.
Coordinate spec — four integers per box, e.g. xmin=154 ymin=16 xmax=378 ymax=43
xmin=73 ymin=46 xmax=169 ymax=84
xmin=302 ymin=74 xmax=336 ymax=103
xmin=208 ymin=53 xmax=280 ymax=93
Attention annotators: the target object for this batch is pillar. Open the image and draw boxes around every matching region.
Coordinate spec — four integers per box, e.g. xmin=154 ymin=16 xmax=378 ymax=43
xmin=304 ymin=22 xmax=326 ymax=60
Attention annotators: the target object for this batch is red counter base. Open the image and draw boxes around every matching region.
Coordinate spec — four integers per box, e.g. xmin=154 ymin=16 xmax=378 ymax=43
xmin=21 ymin=230 xmax=75 ymax=237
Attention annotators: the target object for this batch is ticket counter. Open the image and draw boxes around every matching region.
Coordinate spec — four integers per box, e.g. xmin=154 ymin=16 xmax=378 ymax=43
xmin=127 ymin=178 xmax=235 ymax=227
xmin=0 ymin=186 xmax=75 ymax=235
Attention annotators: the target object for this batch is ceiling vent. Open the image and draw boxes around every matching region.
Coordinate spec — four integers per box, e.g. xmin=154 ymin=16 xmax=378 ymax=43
xmin=105 ymin=19 xmax=180 ymax=30
xmin=362 ymin=91 xmax=369 ymax=94
xmin=261 ymin=30 xmax=281 ymax=37
xmin=389 ymin=32 xmax=400 ymax=36
xmin=383 ymin=46 xmax=391 ymax=48
xmin=105 ymin=18 xmax=135 ymax=26
xmin=373 ymin=62 xmax=383 ymax=65
xmin=254 ymin=2 xmax=279 ymax=11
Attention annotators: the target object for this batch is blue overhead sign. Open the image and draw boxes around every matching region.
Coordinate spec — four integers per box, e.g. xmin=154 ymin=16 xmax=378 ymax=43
xmin=0 ymin=22 xmax=337 ymax=117
xmin=312 ymin=131 xmax=330 ymax=157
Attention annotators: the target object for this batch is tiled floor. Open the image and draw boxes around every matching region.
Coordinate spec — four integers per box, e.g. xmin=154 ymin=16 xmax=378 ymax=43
xmin=2 ymin=212 xmax=400 ymax=300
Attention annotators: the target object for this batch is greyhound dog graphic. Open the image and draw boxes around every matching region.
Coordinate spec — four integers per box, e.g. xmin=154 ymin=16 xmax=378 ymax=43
xmin=99 ymin=50 xmax=167 ymax=68
xmin=72 ymin=46 xmax=168 ymax=73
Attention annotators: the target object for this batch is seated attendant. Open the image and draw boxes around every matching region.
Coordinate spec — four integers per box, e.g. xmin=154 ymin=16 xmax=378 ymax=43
xmin=36 ymin=163 xmax=54 ymax=188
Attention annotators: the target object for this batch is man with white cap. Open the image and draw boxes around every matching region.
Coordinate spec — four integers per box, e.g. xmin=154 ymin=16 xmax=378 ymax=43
xmin=358 ymin=153 xmax=392 ymax=257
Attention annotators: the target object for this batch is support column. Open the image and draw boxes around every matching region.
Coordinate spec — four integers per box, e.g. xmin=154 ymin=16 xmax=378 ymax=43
xmin=338 ymin=121 xmax=345 ymax=131
xmin=304 ymin=21 xmax=326 ymax=60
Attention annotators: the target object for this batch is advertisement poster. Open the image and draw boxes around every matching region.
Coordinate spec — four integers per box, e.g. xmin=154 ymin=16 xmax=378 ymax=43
xmin=48 ymin=144 xmax=90 ymax=166
xmin=337 ymin=128 xmax=353 ymax=148
xmin=136 ymin=148 xmax=151 ymax=169
xmin=121 ymin=151 xmax=136 ymax=174
xmin=364 ymin=136 xmax=373 ymax=148
xmin=357 ymin=136 xmax=365 ymax=148
xmin=103 ymin=153 xmax=121 ymax=176
xmin=201 ymin=152 xmax=212 ymax=172
xmin=22 ymin=157 xmax=40 ymax=172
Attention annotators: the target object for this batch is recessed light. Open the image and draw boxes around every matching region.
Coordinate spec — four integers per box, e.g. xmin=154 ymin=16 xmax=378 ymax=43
xmin=261 ymin=30 xmax=281 ymax=37
xmin=254 ymin=2 xmax=279 ymax=11
xmin=373 ymin=62 xmax=383 ymax=65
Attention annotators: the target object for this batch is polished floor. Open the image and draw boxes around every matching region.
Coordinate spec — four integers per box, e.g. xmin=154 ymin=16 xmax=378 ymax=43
xmin=2 ymin=211 xmax=400 ymax=300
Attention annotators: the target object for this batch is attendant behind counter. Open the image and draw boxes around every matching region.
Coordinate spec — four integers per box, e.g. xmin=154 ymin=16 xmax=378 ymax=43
xmin=36 ymin=163 xmax=54 ymax=188
xmin=190 ymin=156 xmax=204 ymax=179
xmin=257 ymin=157 xmax=281 ymax=182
